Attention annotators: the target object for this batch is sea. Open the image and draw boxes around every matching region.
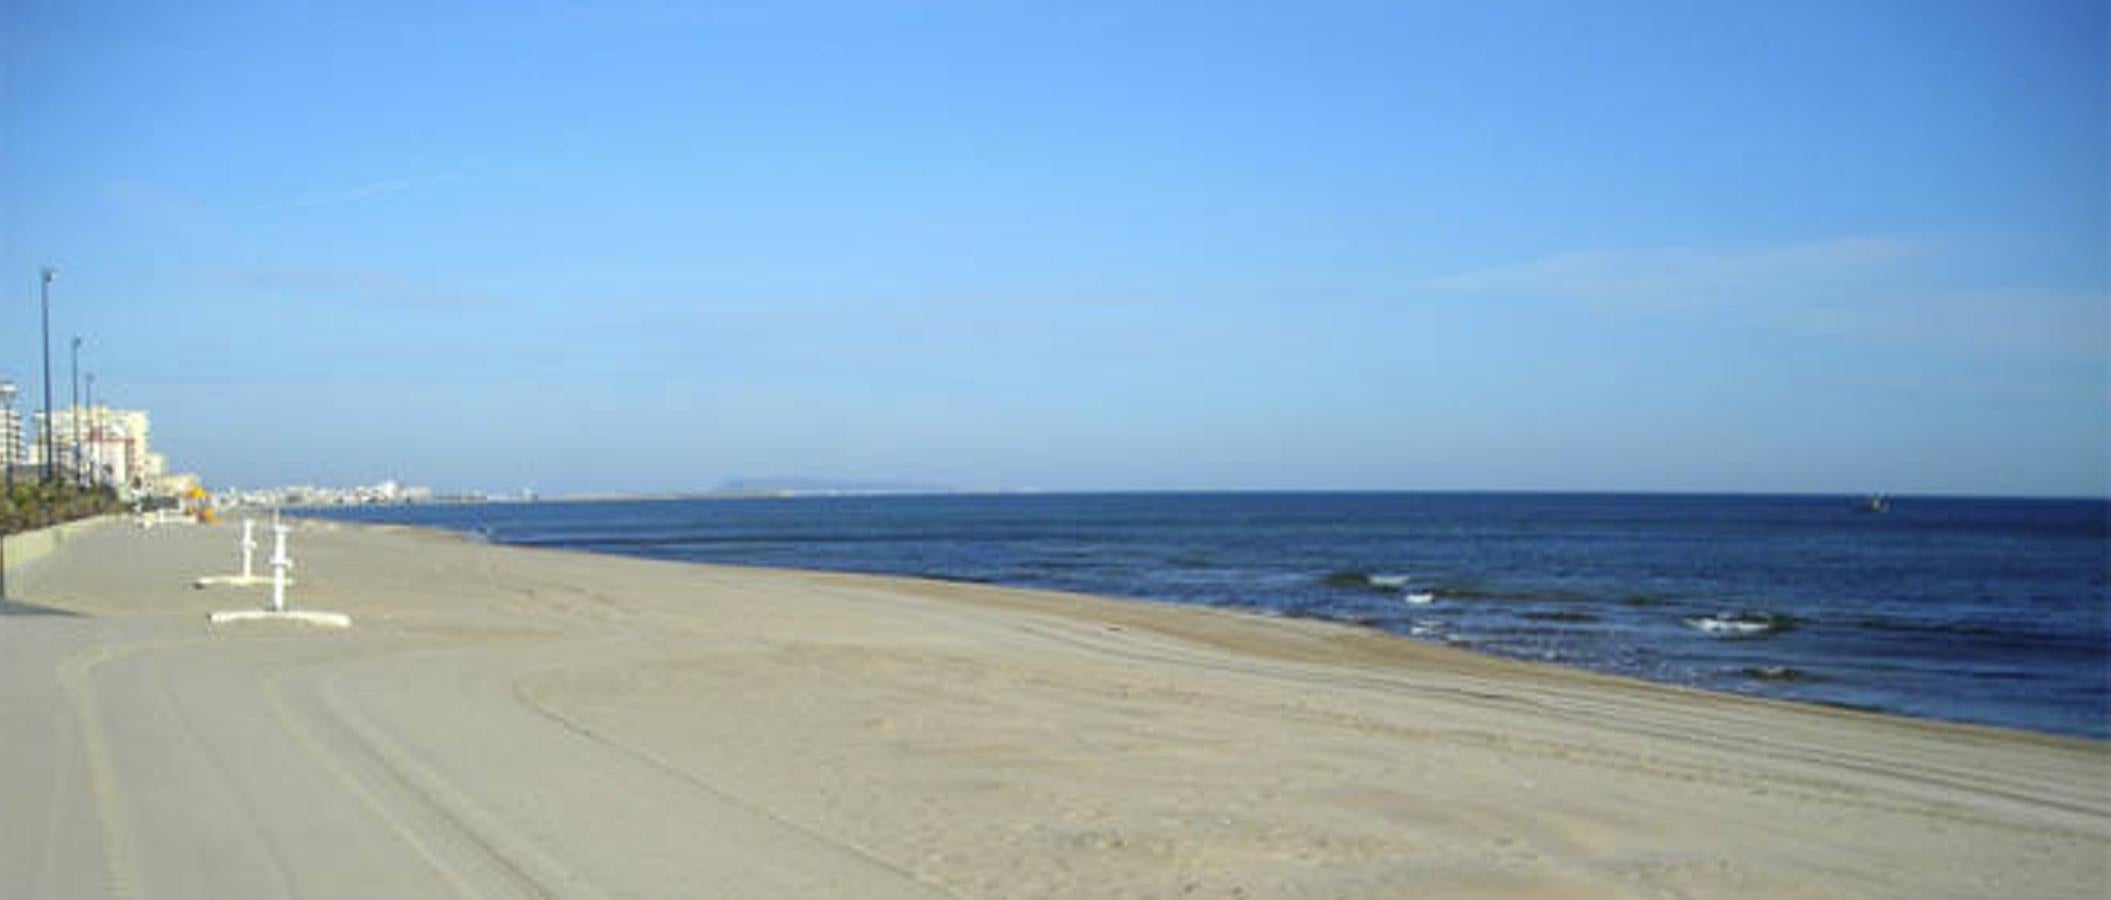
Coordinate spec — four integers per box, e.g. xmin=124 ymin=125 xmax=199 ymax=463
xmin=310 ymin=492 xmax=2111 ymax=740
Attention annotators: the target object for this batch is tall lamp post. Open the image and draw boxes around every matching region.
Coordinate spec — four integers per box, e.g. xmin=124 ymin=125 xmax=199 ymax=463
xmin=70 ymin=336 xmax=81 ymax=487
xmin=39 ymin=267 xmax=55 ymax=483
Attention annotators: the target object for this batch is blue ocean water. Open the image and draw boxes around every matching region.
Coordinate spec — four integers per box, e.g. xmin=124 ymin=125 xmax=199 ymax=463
xmin=313 ymin=493 xmax=2110 ymax=739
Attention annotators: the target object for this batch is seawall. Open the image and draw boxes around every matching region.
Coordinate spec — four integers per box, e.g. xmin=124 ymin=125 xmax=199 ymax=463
xmin=3 ymin=514 xmax=120 ymax=576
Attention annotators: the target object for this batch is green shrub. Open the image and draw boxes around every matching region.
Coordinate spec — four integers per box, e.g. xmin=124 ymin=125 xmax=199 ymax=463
xmin=0 ymin=479 xmax=122 ymax=537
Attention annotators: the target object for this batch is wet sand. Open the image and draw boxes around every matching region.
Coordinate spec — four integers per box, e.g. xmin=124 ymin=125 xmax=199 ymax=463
xmin=2 ymin=516 xmax=2105 ymax=898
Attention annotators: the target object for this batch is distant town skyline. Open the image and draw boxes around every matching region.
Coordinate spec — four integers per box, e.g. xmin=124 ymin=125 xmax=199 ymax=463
xmin=4 ymin=1 xmax=2104 ymax=497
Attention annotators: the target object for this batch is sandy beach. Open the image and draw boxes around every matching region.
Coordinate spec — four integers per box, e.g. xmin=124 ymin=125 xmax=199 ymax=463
xmin=0 ymin=516 xmax=2103 ymax=898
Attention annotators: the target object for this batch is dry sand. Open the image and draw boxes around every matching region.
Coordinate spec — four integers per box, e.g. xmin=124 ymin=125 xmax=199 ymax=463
xmin=1 ymin=516 xmax=2104 ymax=898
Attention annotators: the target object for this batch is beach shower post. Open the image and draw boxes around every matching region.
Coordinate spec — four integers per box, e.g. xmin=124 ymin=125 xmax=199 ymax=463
xmin=207 ymin=514 xmax=350 ymax=628
xmin=269 ymin=519 xmax=291 ymax=612
xmin=195 ymin=517 xmax=275 ymax=588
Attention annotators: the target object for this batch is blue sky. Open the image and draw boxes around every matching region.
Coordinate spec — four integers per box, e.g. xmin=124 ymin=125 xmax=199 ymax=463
xmin=2 ymin=0 xmax=2104 ymax=495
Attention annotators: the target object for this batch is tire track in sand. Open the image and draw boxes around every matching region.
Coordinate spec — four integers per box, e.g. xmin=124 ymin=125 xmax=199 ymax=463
xmin=508 ymin=666 xmax=961 ymax=900
xmin=261 ymin=657 xmax=585 ymax=900
xmin=144 ymin=648 xmax=300 ymax=899
xmin=53 ymin=637 xmax=197 ymax=899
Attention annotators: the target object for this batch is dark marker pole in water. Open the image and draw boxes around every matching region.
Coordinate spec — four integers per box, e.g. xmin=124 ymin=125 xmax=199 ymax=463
xmin=39 ymin=267 xmax=55 ymax=484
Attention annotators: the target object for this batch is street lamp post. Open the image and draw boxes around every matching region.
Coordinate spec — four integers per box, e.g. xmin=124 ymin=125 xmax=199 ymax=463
xmin=70 ymin=336 xmax=81 ymax=487
xmin=39 ymin=267 xmax=55 ymax=484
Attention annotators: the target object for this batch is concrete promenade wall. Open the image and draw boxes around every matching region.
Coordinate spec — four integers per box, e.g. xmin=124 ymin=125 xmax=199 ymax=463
xmin=3 ymin=514 xmax=120 ymax=575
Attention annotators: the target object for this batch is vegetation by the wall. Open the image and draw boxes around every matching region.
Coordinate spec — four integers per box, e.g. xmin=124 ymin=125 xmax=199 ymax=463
xmin=2 ymin=481 xmax=123 ymax=537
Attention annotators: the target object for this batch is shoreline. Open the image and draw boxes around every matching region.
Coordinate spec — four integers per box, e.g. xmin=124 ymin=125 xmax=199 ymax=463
xmin=297 ymin=508 xmax=2108 ymax=746
xmin=5 ymin=515 xmax=2105 ymax=897
xmin=281 ymin=487 xmax=2111 ymax=506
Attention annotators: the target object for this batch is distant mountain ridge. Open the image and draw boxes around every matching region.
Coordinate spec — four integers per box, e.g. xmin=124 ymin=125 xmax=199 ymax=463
xmin=714 ymin=476 xmax=950 ymax=495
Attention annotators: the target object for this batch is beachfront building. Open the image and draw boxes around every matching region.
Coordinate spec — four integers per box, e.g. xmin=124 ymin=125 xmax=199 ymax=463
xmin=31 ymin=406 xmax=172 ymax=491
xmin=220 ymin=480 xmax=438 ymax=508
xmin=0 ymin=405 xmax=23 ymax=478
xmin=157 ymin=471 xmax=201 ymax=497
xmin=85 ymin=421 xmax=140 ymax=486
xmin=27 ymin=410 xmax=72 ymax=476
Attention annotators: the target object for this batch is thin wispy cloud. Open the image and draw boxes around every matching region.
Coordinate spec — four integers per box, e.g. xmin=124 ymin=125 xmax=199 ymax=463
xmin=103 ymin=180 xmax=227 ymax=237
xmin=1427 ymin=236 xmax=1919 ymax=312
xmin=219 ymin=266 xmax=483 ymax=312
xmin=1426 ymin=236 xmax=2104 ymax=361
xmin=290 ymin=175 xmax=458 ymax=209
xmin=561 ymin=0 xmax=918 ymax=29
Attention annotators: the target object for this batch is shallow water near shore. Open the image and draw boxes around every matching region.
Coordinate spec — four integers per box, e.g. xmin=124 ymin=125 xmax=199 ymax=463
xmin=311 ymin=492 xmax=2109 ymax=739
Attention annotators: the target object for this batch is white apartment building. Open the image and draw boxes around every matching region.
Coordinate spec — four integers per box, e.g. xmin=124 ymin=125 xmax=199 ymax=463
xmin=0 ymin=406 xmax=22 ymax=474
xmin=32 ymin=406 xmax=165 ymax=488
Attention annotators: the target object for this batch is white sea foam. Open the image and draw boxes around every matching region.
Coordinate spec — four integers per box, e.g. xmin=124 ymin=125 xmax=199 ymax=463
xmin=1368 ymin=573 xmax=1410 ymax=589
xmin=1684 ymin=613 xmax=1785 ymax=636
xmin=1403 ymin=592 xmax=1436 ymax=605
